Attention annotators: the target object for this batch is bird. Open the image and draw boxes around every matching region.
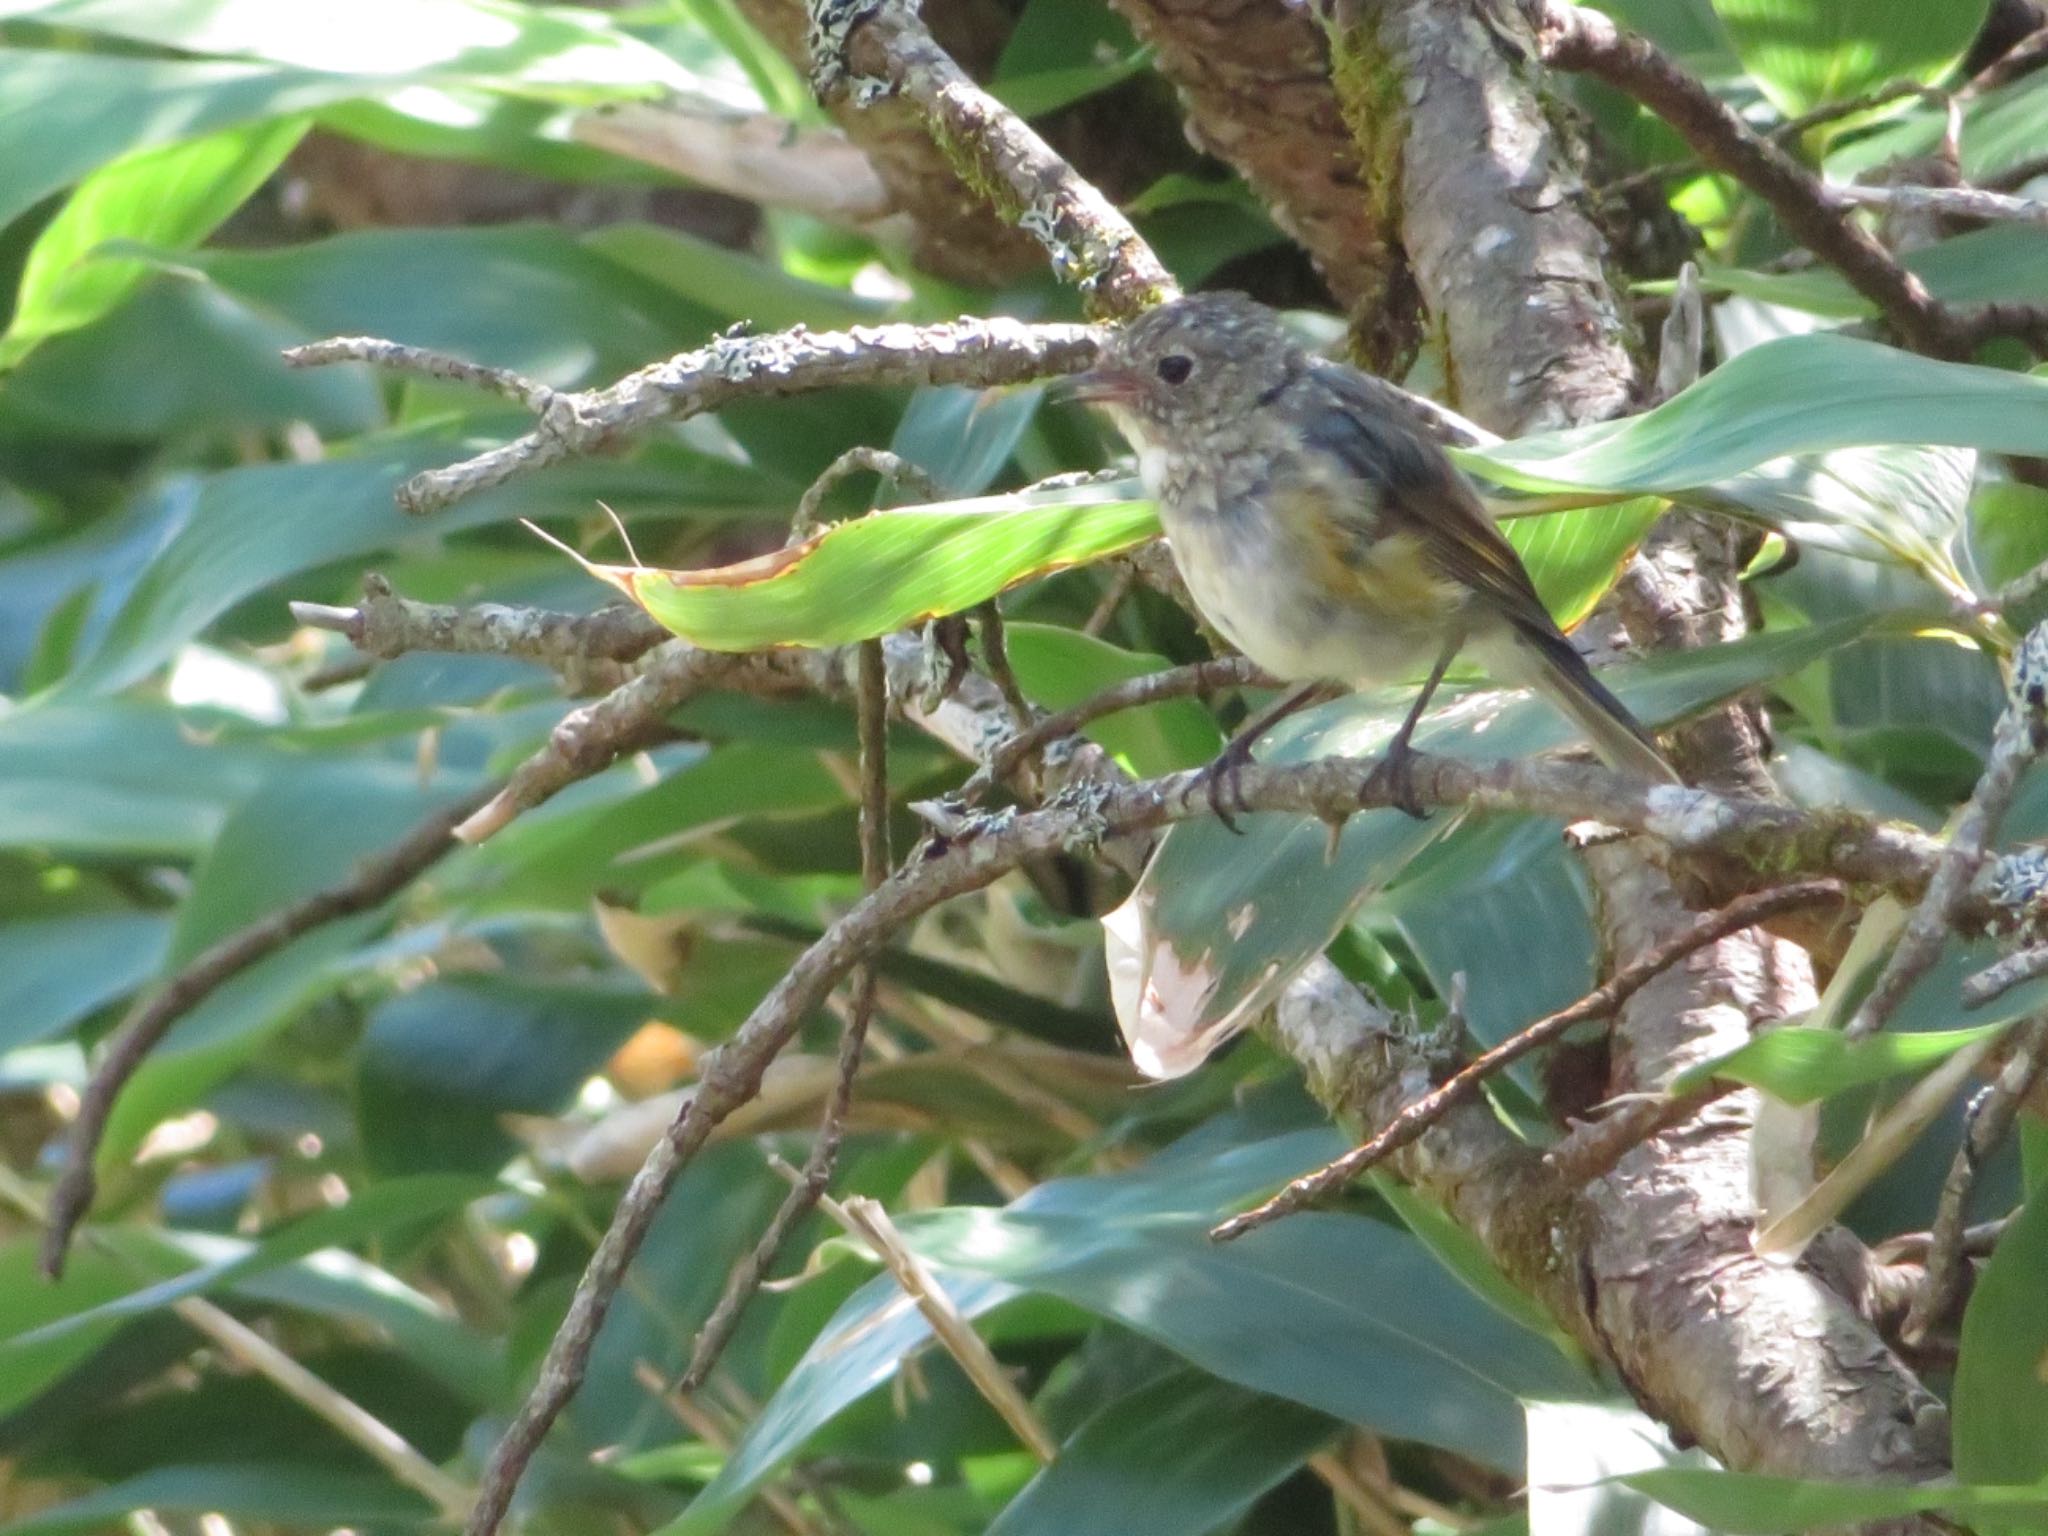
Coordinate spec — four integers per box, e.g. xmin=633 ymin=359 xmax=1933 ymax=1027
xmin=1058 ymin=291 xmax=1677 ymax=824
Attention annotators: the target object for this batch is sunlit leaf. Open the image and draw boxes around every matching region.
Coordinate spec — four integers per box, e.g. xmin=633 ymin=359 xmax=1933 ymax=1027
xmin=1463 ymin=337 xmax=2048 ymax=563
xmin=595 ymin=486 xmax=1161 ymax=650
xmin=1954 ymin=1183 xmax=2048 ymax=1483
xmin=1619 ymin=1467 xmax=2048 ymax=1533
xmin=1675 ymin=1021 xmax=2014 ymax=1102
xmin=1710 ymin=0 xmax=1990 ymax=118
xmin=0 ymin=116 xmax=309 ymax=369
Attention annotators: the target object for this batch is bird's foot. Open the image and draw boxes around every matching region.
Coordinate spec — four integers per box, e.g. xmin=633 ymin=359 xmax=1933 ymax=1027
xmin=1184 ymin=735 xmax=1257 ymax=834
xmin=1362 ymin=742 xmax=1431 ymax=821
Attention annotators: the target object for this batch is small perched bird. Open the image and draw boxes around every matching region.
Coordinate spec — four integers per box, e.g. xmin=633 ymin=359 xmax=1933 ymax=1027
xmin=1060 ymin=292 xmax=1677 ymax=821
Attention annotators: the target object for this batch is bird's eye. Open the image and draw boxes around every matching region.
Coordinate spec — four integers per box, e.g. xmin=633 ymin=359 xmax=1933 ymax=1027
xmin=1155 ymin=354 xmax=1194 ymax=385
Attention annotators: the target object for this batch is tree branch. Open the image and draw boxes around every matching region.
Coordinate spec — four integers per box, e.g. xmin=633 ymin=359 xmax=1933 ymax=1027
xmin=1837 ymin=181 xmax=2048 ymax=228
xmin=1846 ymin=653 xmax=2048 ymax=1039
xmin=1212 ymin=879 xmax=1847 ymax=1241
xmin=681 ymin=638 xmax=892 ymax=1390
xmin=1901 ymin=1012 xmax=2048 ymax=1343
xmin=288 ymin=318 xmax=1099 ymax=516
xmin=811 ymin=0 xmax=1175 ymax=317
xmin=1521 ymin=0 xmax=1973 ymax=358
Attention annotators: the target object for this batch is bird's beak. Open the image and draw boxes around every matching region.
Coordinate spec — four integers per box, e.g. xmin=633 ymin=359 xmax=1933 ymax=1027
xmin=1051 ymin=364 xmax=1142 ymax=406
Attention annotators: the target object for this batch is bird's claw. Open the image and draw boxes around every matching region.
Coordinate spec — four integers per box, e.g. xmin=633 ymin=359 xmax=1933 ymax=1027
xmin=1184 ymin=738 xmax=1255 ymax=834
xmin=1362 ymin=743 xmax=1431 ymax=821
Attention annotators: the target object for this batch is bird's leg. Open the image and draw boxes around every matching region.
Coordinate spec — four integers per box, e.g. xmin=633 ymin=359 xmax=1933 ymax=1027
xmin=1365 ymin=643 xmax=1457 ymax=820
xmin=1185 ymin=681 xmax=1336 ymax=834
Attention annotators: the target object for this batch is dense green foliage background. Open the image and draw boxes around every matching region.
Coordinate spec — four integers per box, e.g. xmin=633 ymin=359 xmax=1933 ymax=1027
xmin=3 ymin=1 xmax=2048 ymax=1533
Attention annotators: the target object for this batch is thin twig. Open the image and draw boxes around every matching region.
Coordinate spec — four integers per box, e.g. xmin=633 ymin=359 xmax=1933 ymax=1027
xmin=1599 ymin=81 xmax=1934 ymax=197
xmin=681 ymin=638 xmax=892 ymax=1389
xmin=1525 ymin=0 xmax=1966 ymax=356
xmin=0 ymin=1167 xmax=472 ymax=1520
xmin=1209 ymin=880 xmax=1844 ymax=1242
xmin=1847 ymin=634 xmax=2048 ymax=1039
xmin=1835 ymin=182 xmax=2048 ymax=228
xmin=1081 ymin=566 xmax=1136 ymax=637
xmin=969 ymin=654 xmax=1273 ymax=799
xmin=294 ymin=572 xmax=668 ymax=666
xmin=809 ymin=0 xmax=1174 ymax=317
xmin=283 ymin=336 xmax=561 ymax=412
xmin=454 ymin=642 xmax=739 ymax=843
xmin=973 ymin=601 xmax=1032 ymax=728
xmin=41 ymin=783 xmax=498 ymax=1280
xmin=1962 ymin=22 xmax=2048 ymax=100
xmin=1901 ymin=1012 xmax=2048 ymax=1343
xmin=173 ymin=1296 xmax=475 ymax=1518
xmin=808 ymin=1183 xmax=1057 ymax=1461
xmin=1545 ymin=1079 xmax=1739 ymax=1184
xmin=632 ymin=1362 xmax=828 ymax=1536
xmin=291 ymin=319 xmax=1099 ymax=516
xmin=789 ymin=446 xmax=942 ymax=544
xmin=1963 ymin=940 xmax=2048 ymax=1007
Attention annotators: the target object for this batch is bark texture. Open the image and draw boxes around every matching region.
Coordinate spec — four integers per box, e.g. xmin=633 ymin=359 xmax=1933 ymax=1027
xmin=1296 ymin=0 xmax=1952 ymax=1501
xmin=1105 ymin=0 xmax=1422 ymax=364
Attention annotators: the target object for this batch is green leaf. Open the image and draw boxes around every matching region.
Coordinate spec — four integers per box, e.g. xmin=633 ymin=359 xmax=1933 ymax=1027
xmin=0 ymin=699 xmax=269 ymax=857
xmin=1675 ymin=1021 xmax=2014 ymax=1102
xmin=1618 ymin=1467 xmax=2048 ymax=1534
xmin=99 ymin=922 xmax=374 ymax=1173
xmin=1830 ymin=72 xmax=2048 ymax=184
xmin=0 ymin=1463 xmax=433 ymax=1536
xmin=357 ymin=976 xmax=651 ymax=1177
xmin=1955 ymin=1186 xmax=2048 ymax=1484
xmin=0 ymin=274 xmax=384 ymax=441
xmin=6 ymin=1175 xmax=492 ymax=1349
xmin=61 ymin=432 xmax=773 ymax=698
xmin=582 ymin=222 xmax=884 ymax=334
xmin=0 ymin=0 xmax=714 ymax=97
xmin=1003 ymin=622 xmax=1223 ymax=778
xmin=0 ymin=116 xmax=310 ymax=369
xmin=1504 ymin=498 xmax=1664 ymax=630
xmin=0 ymin=911 xmax=169 ymax=1051
xmin=1463 ymin=334 xmax=2048 ymax=504
xmin=0 ymin=50 xmax=372 ymax=230
xmin=1680 ymin=226 xmax=2048 ymax=323
xmin=898 ymin=1209 xmax=1588 ymax=1470
xmin=986 ymin=1371 xmax=1332 ymax=1536
xmin=607 ymin=486 xmax=1162 ymax=650
xmin=675 ymin=1116 xmax=1351 ymax=1531
xmin=167 ymin=760 xmax=483 ymax=964
xmin=1110 ymin=618 xmax=1880 ymax=1079
xmin=1710 ymin=0 xmax=1990 ymax=119
xmin=891 ymin=384 xmax=1045 ymax=497
xmin=1378 ymin=816 xmax=1597 ymax=1053
xmin=0 ymin=1235 xmax=181 ymax=1417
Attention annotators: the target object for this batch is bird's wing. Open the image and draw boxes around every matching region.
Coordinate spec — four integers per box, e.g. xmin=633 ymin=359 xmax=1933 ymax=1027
xmin=1296 ymin=366 xmax=1562 ymax=640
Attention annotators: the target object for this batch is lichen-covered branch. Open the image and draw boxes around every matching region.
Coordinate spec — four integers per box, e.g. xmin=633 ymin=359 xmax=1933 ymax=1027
xmin=812 ymin=0 xmax=1175 ymax=316
xmin=725 ymin=0 xmax=1046 ymax=285
xmin=288 ymin=318 xmax=1099 ymax=515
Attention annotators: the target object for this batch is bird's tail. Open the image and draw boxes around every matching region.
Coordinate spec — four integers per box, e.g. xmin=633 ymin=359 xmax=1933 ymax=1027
xmin=1478 ymin=622 xmax=1680 ymax=785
